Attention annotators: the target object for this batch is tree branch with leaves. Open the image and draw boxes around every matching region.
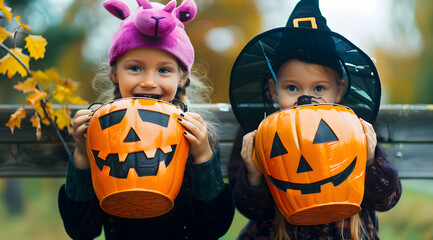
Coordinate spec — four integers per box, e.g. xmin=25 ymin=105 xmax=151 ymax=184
xmin=0 ymin=1 xmax=88 ymax=156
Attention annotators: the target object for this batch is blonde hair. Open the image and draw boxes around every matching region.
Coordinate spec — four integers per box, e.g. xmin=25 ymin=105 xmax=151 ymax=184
xmin=92 ymin=60 xmax=219 ymax=147
xmin=272 ymin=206 xmax=367 ymax=240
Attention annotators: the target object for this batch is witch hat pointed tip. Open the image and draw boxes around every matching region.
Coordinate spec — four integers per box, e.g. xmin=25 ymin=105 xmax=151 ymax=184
xmin=287 ymin=0 xmax=329 ymax=30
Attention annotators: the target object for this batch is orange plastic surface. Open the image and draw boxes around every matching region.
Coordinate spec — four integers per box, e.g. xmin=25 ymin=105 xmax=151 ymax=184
xmin=254 ymin=104 xmax=366 ymax=225
xmin=86 ymin=98 xmax=189 ymax=218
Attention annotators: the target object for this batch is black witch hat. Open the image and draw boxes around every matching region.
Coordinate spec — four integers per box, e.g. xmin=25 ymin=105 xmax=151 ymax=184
xmin=229 ymin=0 xmax=381 ymax=132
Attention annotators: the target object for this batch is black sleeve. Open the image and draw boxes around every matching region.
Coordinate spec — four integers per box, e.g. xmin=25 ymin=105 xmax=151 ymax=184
xmin=228 ymin=128 xmax=248 ymax=189
xmin=228 ymin=127 xmax=274 ymax=220
xmin=232 ymin=162 xmax=274 ymax=220
xmin=189 ymin=183 xmax=235 ymax=239
xmin=58 ymin=184 xmax=104 ymax=240
xmin=362 ymin=145 xmax=402 ymax=211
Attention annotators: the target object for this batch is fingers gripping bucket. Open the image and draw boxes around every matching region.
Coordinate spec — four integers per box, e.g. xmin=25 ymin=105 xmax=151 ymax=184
xmin=253 ymin=104 xmax=367 ymax=225
xmin=86 ymin=98 xmax=189 ymax=218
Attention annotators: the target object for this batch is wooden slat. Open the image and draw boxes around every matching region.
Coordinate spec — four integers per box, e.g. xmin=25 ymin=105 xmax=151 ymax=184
xmin=0 ymin=104 xmax=432 ymax=178
xmin=374 ymin=105 xmax=433 ymax=142
xmin=1 ymin=142 xmax=432 ymax=179
xmin=381 ymin=143 xmax=433 ymax=179
xmin=0 ymin=143 xmax=69 ymax=177
xmin=0 ymin=105 xmax=74 ymax=143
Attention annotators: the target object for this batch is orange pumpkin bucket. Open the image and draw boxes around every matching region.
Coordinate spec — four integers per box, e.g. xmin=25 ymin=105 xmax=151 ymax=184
xmin=254 ymin=104 xmax=366 ymax=225
xmin=86 ymin=98 xmax=189 ymax=218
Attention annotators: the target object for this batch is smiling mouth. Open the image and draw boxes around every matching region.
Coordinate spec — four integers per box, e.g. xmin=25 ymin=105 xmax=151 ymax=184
xmin=268 ymin=158 xmax=357 ymax=194
xmin=133 ymin=94 xmax=161 ymax=100
xmin=92 ymin=145 xmax=176 ymax=178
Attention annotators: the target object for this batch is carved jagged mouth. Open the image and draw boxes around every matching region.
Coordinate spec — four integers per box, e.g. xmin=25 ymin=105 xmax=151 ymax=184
xmin=268 ymin=158 xmax=357 ymax=195
xmin=92 ymin=145 xmax=177 ymax=179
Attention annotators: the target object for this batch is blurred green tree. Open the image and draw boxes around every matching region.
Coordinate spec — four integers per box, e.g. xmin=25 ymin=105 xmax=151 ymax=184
xmin=375 ymin=0 xmax=433 ymax=104
xmin=1 ymin=0 xmax=262 ymax=104
xmin=188 ymin=0 xmax=261 ymax=102
xmin=2 ymin=0 xmax=95 ymax=103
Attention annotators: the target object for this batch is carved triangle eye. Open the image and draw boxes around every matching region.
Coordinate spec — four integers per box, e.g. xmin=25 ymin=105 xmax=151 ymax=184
xmin=270 ymin=132 xmax=288 ymax=158
xmin=313 ymin=119 xmax=339 ymax=144
xmin=124 ymin=128 xmax=141 ymax=142
xmin=297 ymin=155 xmax=313 ymax=173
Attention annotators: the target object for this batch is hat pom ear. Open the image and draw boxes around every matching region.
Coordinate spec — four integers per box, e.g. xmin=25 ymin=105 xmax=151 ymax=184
xmin=136 ymin=0 xmax=153 ymax=9
xmin=175 ymin=0 xmax=197 ymax=23
xmin=103 ymin=0 xmax=131 ymax=20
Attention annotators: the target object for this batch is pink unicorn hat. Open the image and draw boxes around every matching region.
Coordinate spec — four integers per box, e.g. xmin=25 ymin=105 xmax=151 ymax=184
xmin=104 ymin=0 xmax=197 ymax=71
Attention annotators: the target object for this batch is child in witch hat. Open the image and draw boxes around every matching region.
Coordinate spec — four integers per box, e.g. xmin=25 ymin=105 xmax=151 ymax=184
xmin=228 ymin=0 xmax=401 ymax=239
xmin=57 ymin=0 xmax=234 ymax=239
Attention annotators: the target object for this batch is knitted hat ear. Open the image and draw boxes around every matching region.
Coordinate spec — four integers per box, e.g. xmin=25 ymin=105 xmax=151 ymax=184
xmin=103 ymin=0 xmax=131 ymax=20
xmin=175 ymin=0 xmax=197 ymax=23
xmin=136 ymin=0 xmax=153 ymax=9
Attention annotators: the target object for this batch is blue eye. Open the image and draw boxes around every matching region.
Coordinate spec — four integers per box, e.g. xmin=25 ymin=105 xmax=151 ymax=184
xmin=159 ymin=68 xmax=171 ymax=74
xmin=288 ymin=86 xmax=298 ymax=92
xmin=129 ymin=66 xmax=141 ymax=72
xmin=314 ymin=86 xmax=324 ymax=92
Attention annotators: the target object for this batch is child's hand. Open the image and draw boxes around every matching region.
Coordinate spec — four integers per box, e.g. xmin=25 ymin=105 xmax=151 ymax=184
xmin=241 ymin=130 xmax=262 ymax=186
xmin=178 ymin=112 xmax=213 ymax=164
xmin=360 ymin=118 xmax=377 ymax=166
xmin=71 ymin=109 xmax=93 ymax=169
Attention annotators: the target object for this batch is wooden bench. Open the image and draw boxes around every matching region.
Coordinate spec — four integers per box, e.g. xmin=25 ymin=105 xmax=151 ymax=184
xmin=0 ymin=104 xmax=432 ymax=179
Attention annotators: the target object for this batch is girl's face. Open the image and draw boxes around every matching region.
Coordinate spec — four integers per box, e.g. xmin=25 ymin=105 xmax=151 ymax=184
xmin=269 ymin=58 xmax=345 ymax=109
xmin=110 ymin=48 xmax=187 ymax=102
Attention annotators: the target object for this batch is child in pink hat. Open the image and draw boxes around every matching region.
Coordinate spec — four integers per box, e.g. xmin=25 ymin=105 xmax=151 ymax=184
xmin=58 ymin=1 xmax=234 ymax=239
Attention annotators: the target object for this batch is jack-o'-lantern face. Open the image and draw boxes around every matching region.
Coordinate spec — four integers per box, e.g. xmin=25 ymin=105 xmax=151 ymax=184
xmin=86 ymin=98 xmax=189 ymax=219
xmin=254 ymin=104 xmax=366 ymax=225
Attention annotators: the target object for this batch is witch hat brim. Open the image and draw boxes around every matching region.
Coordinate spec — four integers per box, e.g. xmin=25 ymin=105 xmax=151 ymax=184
xmin=229 ymin=2 xmax=381 ymax=132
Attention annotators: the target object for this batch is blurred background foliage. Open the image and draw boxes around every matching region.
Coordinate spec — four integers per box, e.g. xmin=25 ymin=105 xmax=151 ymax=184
xmin=375 ymin=0 xmax=433 ymax=103
xmin=2 ymin=0 xmax=431 ymax=104
xmin=1 ymin=0 xmax=262 ymax=104
xmin=1 ymin=0 xmax=433 ymax=239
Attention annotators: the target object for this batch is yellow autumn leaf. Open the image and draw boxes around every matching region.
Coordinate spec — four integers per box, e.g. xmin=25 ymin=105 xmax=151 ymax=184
xmin=59 ymin=78 xmax=79 ymax=92
xmin=45 ymin=68 xmax=61 ymax=82
xmin=41 ymin=69 xmax=78 ymax=92
xmin=0 ymin=1 xmax=12 ymax=21
xmin=34 ymin=101 xmax=54 ymax=126
xmin=31 ymin=68 xmax=60 ymax=84
xmin=26 ymin=89 xmax=47 ymax=106
xmin=14 ymin=16 xmax=30 ymax=31
xmin=53 ymin=85 xmax=73 ymax=103
xmin=25 ymin=35 xmax=47 ymax=60
xmin=5 ymin=107 xmax=26 ymax=134
xmin=31 ymin=69 xmax=53 ymax=84
xmin=13 ymin=77 xmax=37 ymax=93
xmin=67 ymin=95 xmax=89 ymax=105
xmin=0 ymin=27 xmax=12 ymax=43
xmin=30 ymin=112 xmax=42 ymax=140
xmin=0 ymin=48 xmax=30 ymax=78
xmin=55 ymin=108 xmax=72 ymax=131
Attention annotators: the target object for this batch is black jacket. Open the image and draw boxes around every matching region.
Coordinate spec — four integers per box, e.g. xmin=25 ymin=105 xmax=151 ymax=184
xmin=59 ymin=153 xmax=234 ymax=240
xmin=58 ymin=183 xmax=234 ymax=240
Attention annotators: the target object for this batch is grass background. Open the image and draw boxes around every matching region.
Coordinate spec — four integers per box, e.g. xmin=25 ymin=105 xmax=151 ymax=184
xmin=0 ymin=179 xmax=432 ymax=239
